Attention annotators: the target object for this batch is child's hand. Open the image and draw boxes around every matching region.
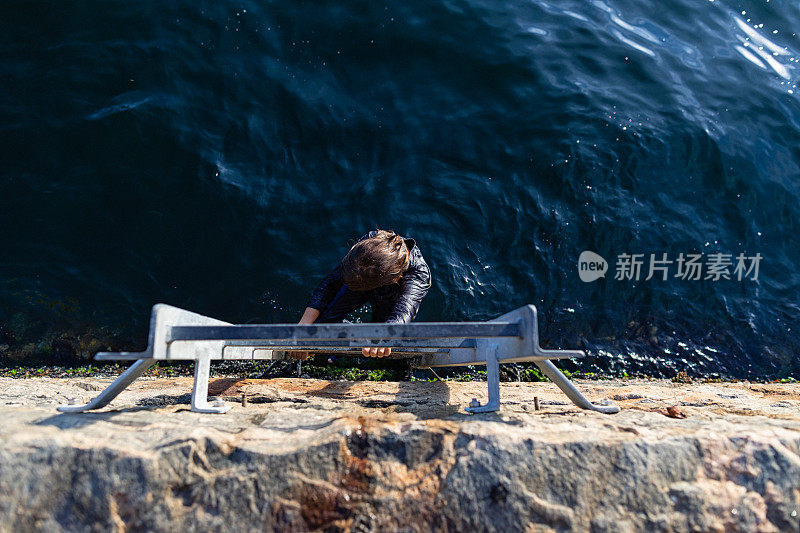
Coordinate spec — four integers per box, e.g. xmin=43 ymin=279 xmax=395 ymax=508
xmin=287 ymin=351 xmax=310 ymax=361
xmin=362 ymin=347 xmax=392 ymax=357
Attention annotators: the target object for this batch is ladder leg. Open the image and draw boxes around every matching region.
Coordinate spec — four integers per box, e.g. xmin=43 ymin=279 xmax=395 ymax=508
xmin=191 ymin=356 xmax=230 ymax=413
xmin=466 ymin=343 xmax=501 ymax=413
xmin=534 ymin=359 xmax=619 ymax=414
xmin=57 ymin=359 xmax=157 ymax=413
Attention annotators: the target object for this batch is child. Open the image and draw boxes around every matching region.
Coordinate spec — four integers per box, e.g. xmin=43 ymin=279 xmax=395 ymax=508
xmin=290 ymin=229 xmax=432 ymax=359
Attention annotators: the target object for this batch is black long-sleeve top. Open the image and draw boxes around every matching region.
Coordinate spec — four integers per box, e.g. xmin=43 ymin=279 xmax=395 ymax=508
xmin=306 ymin=231 xmax=432 ymax=323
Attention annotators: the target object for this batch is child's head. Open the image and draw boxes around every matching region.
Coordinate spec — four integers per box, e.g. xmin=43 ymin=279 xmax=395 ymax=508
xmin=342 ymin=229 xmax=410 ymax=291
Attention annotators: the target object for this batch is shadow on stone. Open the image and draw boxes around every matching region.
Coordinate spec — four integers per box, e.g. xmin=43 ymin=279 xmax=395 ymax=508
xmin=136 ymin=393 xmax=192 ymax=407
xmin=35 ymin=408 xmax=153 ymax=429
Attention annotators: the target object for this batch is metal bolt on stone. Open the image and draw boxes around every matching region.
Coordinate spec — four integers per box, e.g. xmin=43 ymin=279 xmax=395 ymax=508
xmin=534 ymin=396 xmax=540 ymax=411
xmin=469 ymin=398 xmax=480 ymax=408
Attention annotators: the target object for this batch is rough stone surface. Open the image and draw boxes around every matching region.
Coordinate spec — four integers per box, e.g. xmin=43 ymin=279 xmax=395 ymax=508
xmin=0 ymin=376 xmax=798 ymax=532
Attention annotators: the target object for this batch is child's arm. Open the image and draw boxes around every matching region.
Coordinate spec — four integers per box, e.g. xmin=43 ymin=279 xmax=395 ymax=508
xmin=287 ymin=307 xmax=320 ymax=360
xmin=298 ymin=307 xmax=320 ymax=324
xmin=289 ymin=266 xmax=335 ymax=361
xmin=306 ymin=264 xmax=344 ymax=313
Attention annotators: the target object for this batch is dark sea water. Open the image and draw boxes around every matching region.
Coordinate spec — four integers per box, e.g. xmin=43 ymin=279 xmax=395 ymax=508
xmin=1 ymin=0 xmax=799 ymax=378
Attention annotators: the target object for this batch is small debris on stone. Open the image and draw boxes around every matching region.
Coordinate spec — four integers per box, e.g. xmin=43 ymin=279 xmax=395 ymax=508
xmin=666 ymin=406 xmax=688 ymax=419
xmin=612 ymin=393 xmax=644 ymax=400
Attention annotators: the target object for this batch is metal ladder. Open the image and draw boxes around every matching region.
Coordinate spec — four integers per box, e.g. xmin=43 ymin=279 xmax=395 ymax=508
xmin=57 ymin=303 xmax=619 ymax=415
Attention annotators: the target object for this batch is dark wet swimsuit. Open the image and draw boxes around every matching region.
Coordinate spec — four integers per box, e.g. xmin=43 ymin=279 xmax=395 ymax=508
xmin=306 ymin=231 xmax=432 ymax=324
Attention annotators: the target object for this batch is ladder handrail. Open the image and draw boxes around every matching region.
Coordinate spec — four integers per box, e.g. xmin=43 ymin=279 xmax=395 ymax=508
xmin=167 ymin=321 xmax=522 ymax=342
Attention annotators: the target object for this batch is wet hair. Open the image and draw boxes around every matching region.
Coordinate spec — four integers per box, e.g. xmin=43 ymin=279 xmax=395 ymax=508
xmin=341 ymin=229 xmax=410 ymax=291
